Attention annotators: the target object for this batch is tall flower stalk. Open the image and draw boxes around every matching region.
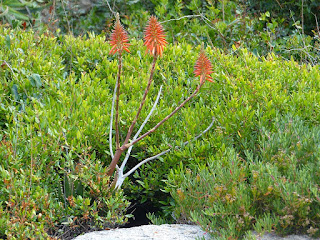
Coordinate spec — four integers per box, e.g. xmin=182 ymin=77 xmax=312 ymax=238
xmin=123 ymin=47 xmax=214 ymax=149
xmin=123 ymin=16 xmax=167 ymax=146
xmin=109 ymin=13 xmax=130 ymax=149
xmin=107 ymin=15 xmax=214 ymax=189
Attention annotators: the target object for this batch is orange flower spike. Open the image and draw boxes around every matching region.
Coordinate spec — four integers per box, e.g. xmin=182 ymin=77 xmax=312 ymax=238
xmin=194 ymin=49 xmax=214 ymax=83
xmin=109 ymin=14 xmax=130 ymax=55
xmin=144 ymin=16 xmax=168 ymax=57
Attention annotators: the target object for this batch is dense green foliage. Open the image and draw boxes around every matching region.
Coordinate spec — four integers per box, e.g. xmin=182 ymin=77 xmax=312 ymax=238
xmin=244 ymin=0 xmax=319 ymax=34
xmin=0 ymin=28 xmax=133 ymax=239
xmin=1 ymin=1 xmax=320 ymax=240
xmin=163 ymin=49 xmax=320 ymax=238
xmin=0 ymin=0 xmax=50 ymax=26
xmin=1 ymin=0 xmax=319 ymax=64
xmin=1 ymin=13 xmax=320 ymax=239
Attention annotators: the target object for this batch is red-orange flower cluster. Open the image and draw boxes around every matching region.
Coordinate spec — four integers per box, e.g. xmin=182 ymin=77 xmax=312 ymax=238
xmin=194 ymin=50 xmax=213 ymax=83
xmin=144 ymin=16 xmax=167 ymax=57
xmin=109 ymin=15 xmax=130 ymax=55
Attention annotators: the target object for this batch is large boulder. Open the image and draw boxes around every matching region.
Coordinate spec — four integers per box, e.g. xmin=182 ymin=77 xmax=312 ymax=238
xmin=73 ymin=224 xmax=210 ymax=240
xmin=73 ymin=224 xmax=317 ymax=240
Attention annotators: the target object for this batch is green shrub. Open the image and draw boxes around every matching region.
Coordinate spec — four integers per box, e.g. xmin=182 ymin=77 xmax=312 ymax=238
xmin=5 ymin=0 xmax=319 ymax=65
xmin=52 ymin=0 xmax=320 ymax=65
xmin=165 ymin=115 xmax=320 ymax=239
xmin=0 ymin=25 xmax=215 ymax=238
xmin=244 ymin=0 xmax=319 ymax=35
xmin=122 ymin=38 xmax=320 ymax=222
xmin=0 ymin=0 xmax=50 ymax=27
xmin=1 ymin=24 xmax=320 ymax=238
xmin=0 ymin=27 xmax=132 ymax=238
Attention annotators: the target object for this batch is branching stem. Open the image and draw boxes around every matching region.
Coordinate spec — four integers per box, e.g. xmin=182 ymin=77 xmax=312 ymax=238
xmin=109 ymin=73 xmax=118 ymax=159
xmin=120 ymin=85 xmax=163 ymax=172
xmin=115 ymin=54 xmax=122 ymax=149
xmin=122 ymin=81 xmax=205 ymax=150
xmin=123 ymin=55 xmax=158 ymax=145
xmin=114 ymin=116 xmax=215 ymax=189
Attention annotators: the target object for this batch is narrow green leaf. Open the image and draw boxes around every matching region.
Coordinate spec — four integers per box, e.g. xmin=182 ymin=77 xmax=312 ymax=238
xmin=11 ymin=84 xmax=19 ymax=101
xmin=5 ymin=35 xmax=11 ymax=49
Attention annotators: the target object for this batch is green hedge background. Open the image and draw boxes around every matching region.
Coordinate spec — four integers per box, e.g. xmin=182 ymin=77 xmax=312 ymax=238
xmin=1 ymin=0 xmax=320 ymax=239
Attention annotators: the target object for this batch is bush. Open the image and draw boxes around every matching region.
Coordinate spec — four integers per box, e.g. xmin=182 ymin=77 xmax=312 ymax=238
xmin=0 ymin=27 xmax=132 ymax=238
xmin=0 ymin=0 xmax=50 ymax=28
xmin=4 ymin=0 xmax=320 ymax=65
xmin=166 ymin=115 xmax=320 ymax=239
xmin=243 ymin=0 xmax=319 ymax=35
xmin=1 ymin=23 xmax=320 ymax=239
xmin=163 ymin=48 xmax=320 ymax=238
xmin=0 ymin=24 xmax=214 ymax=238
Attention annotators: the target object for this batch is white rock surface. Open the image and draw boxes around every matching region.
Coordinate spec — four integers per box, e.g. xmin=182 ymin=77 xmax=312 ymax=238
xmin=73 ymin=224 xmax=210 ymax=240
xmin=253 ymin=232 xmax=316 ymax=240
xmin=73 ymin=224 xmax=318 ymax=240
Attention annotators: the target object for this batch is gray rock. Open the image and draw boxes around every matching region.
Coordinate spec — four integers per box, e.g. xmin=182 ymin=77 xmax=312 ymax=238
xmin=73 ymin=224 xmax=319 ymax=240
xmin=255 ymin=232 xmax=316 ymax=240
xmin=73 ymin=224 xmax=210 ymax=240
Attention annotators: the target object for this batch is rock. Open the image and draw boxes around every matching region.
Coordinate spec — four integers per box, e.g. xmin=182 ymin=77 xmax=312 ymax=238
xmin=73 ymin=224 xmax=210 ymax=240
xmin=255 ymin=232 xmax=316 ymax=240
xmin=73 ymin=224 xmax=319 ymax=240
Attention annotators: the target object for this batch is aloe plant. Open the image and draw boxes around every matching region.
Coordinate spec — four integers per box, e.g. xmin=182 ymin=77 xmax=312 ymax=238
xmin=107 ymin=14 xmax=215 ymax=189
